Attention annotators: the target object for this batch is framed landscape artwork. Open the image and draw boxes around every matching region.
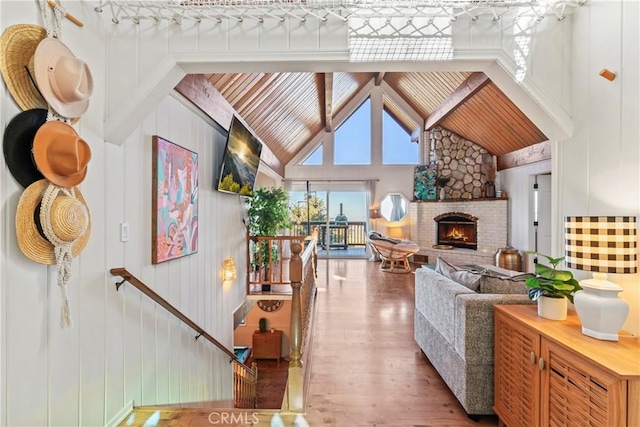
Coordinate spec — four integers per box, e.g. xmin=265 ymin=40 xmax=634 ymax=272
xmin=152 ymin=135 xmax=199 ymax=264
xmin=413 ymin=163 xmax=437 ymax=201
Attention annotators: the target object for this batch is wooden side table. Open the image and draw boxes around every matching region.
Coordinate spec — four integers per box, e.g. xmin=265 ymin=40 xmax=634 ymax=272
xmin=252 ymin=330 xmax=282 ymax=366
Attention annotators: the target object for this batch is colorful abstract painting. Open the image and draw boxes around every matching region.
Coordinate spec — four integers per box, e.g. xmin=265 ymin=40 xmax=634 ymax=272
xmin=413 ymin=163 xmax=437 ymax=201
xmin=152 ymin=136 xmax=198 ymax=264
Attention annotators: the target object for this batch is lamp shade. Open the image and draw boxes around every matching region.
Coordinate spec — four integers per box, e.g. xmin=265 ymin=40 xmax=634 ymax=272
xmin=565 ymin=216 xmax=637 ymax=341
xmin=565 ymin=216 xmax=637 ymax=274
xmin=369 ymin=208 xmax=381 ymax=220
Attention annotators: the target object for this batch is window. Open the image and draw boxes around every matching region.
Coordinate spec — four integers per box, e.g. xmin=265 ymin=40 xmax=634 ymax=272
xmin=334 ymin=98 xmax=371 ymax=165
xmin=301 ymin=144 xmax=323 ymax=165
xmin=382 ymin=105 xmax=419 ymax=165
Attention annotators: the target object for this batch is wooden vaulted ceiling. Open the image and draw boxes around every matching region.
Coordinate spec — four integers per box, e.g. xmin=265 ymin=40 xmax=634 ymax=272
xmin=205 ymin=71 xmax=548 ymax=167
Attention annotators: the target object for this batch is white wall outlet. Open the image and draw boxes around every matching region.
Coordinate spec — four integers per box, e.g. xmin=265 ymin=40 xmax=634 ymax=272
xmin=120 ymin=222 xmax=129 ymax=242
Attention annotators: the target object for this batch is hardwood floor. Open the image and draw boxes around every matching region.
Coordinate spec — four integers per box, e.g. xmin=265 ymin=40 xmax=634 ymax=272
xmin=121 ymin=259 xmax=499 ymax=426
xmin=302 ymin=259 xmax=498 ymax=426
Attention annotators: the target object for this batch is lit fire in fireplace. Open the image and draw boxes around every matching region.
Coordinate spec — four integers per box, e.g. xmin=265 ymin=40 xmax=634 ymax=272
xmin=446 ymin=227 xmax=469 ymax=241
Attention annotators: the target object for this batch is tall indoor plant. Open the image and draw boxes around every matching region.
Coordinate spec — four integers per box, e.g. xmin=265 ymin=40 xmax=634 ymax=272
xmin=246 ymin=186 xmax=290 ymax=289
xmin=525 ymin=252 xmax=582 ymax=320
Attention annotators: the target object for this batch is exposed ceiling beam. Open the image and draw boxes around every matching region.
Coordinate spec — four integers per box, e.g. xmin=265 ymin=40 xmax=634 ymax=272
xmin=323 ymin=73 xmax=333 ymax=132
xmin=425 ymin=72 xmax=490 ymax=131
xmin=175 ymin=74 xmax=285 ymax=176
xmin=374 ymin=72 xmax=385 ymax=86
xmin=497 ymin=140 xmax=551 ymax=171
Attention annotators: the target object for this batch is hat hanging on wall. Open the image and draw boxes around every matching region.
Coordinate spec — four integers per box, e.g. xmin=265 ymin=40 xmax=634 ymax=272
xmin=32 ymin=121 xmax=91 ymax=187
xmin=15 ymin=179 xmax=91 ymax=327
xmin=15 ymin=179 xmax=91 ymax=264
xmin=34 ymin=37 xmax=94 ymax=118
xmin=3 ymin=109 xmax=48 ymax=188
xmin=0 ymin=24 xmax=48 ymax=111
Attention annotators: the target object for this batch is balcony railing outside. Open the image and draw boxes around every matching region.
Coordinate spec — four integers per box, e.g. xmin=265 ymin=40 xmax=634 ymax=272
xmin=290 ymin=221 xmax=367 ymax=250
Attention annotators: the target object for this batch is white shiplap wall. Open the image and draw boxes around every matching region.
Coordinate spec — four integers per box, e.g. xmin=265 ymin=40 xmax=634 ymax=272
xmin=2 ymin=1 xmax=639 ymax=426
xmin=557 ymin=0 xmax=640 ymax=335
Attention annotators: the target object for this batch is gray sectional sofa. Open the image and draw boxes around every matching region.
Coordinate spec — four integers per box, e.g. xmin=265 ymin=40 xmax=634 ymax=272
xmin=414 ymin=259 xmax=535 ymax=416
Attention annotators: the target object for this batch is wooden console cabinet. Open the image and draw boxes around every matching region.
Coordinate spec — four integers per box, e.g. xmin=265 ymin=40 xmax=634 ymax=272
xmin=494 ymin=305 xmax=640 ymax=427
xmin=252 ymin=330 xmax=282 ymax=366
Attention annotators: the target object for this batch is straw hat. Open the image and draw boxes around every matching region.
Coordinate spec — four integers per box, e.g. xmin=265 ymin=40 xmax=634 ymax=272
xmin=3 ymin=109 xmax=47 ymax=188
xmin=32 ymin=121 xmax=91 ymax=187
xmin=15 ymin=179 xmax=90 ymax=265
xmin=34 ymin=37 xmax=93 ymax=118
xmin=0 ymin=24 xmax=48 ymax=111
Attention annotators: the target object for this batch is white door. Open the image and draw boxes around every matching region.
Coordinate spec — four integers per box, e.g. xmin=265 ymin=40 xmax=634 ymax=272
xmin=529 ymin=174 xmax=552 ymax=272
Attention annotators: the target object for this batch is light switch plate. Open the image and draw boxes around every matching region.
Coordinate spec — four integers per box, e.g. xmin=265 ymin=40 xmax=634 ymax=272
xmin=120 ymin=222 xmax=129 ymax=242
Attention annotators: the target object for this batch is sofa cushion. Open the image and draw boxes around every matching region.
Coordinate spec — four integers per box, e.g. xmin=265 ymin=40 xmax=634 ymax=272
xmin=450 ymin=270 xmax=482 ymax=292
xmin=435 ymin=257 xmax=481 ymax=291
xmin=478 ymin=273 xmax=533 ymax=294
xmin=435 ymin=256 xmax=457 ymax=277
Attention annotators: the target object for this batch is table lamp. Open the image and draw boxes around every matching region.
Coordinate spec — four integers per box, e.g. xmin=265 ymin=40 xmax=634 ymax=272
xmin=565 ymin=216 xmax=637 ymax=341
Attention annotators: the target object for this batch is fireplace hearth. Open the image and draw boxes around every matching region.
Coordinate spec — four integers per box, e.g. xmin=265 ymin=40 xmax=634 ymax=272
xmin=434 ymin=212 xmax=478 ymax=250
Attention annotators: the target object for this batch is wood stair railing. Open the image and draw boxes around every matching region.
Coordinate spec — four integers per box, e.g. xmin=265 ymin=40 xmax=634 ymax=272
xmin=109 ymin=268 xmax=258 ymax=409
xmin=285 ymin=236 xmax=318 ymax=412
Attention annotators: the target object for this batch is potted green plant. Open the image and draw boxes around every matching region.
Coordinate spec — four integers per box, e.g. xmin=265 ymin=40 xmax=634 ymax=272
xmin=246 ymin=186 xmax=290 ymax=290
xmin=258 ymin=317 xmax=268 ymax=333
xmin=436 ymin=176 xmax=451 ymax=200
xmin=525 ymin=252 xmax=582 ymax=320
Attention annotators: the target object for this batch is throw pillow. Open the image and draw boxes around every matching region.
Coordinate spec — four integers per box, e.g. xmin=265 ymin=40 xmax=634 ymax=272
xmin=435 ymin=256 xmax=457 ymax=278
xmin=478 ymin=273 xmax=533 ymax=295
xmin=449 ymin=270 xmax=482 ymax=291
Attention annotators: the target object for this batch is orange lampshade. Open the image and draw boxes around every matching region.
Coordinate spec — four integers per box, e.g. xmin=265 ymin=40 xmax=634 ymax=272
xmin=387 ymin=227 xmax=404 ymax=239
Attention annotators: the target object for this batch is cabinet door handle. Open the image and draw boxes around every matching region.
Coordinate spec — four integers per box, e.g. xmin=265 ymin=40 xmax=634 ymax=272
xmin=530 ymin=352 xmax=536 ymax=364
xmin=538 ymin=357 xmax=545 ymax=371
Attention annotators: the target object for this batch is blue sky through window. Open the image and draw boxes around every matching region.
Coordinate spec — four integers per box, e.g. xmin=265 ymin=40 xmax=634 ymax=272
xmin=383 ymin=109 xmax=419 ymax=164
xmin=302 ymin=144 xmax=323 ymax=165
xmin=334 ymin=98 xmax=371 ymax=165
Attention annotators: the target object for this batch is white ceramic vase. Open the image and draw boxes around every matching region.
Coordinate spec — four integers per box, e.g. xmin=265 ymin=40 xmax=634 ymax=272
xmin=537 ymin=296 xmax=567 ymax=321
xmin=439 ymin=188 xmax=445 ymax=200
xmin=573 ymin=283 xmax=628 ymax=341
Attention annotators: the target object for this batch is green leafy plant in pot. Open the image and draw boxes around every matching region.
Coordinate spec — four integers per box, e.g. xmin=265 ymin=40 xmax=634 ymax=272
xmin=525 ymin=252 xmax=582 ymax=320
xmin=246 ymin=186 xmax=290 ymax=291
xmin=259 ymin=317 xmax=268 ymax=333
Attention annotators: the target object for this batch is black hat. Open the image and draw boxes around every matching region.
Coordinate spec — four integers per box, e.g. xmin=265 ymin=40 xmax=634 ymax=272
xmin=3 ymin=109 xmax=47 ymax=188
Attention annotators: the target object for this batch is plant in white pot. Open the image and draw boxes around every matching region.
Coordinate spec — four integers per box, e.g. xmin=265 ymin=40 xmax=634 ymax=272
xmin=525 ymin=252 xmax=582 ymax=320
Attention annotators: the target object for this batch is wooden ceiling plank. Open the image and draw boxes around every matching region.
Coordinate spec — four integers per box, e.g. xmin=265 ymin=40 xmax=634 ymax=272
xmin=425 ymin=72 xmax=490 ymax=131
xmin=324 ymin=73 xmax=333 ymax=132
xmin=478 ymin=86 xmax=542 ymax=149
xmin=235 ymin=73 xmax=279 ymax=113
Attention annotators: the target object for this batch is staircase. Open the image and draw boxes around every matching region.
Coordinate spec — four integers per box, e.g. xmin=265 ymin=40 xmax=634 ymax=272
xmin=114 ymin=236 xmax=318 ymax=427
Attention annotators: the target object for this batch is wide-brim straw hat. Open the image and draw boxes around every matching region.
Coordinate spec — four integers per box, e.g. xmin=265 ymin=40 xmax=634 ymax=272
xmin=32 ymin=121 xmax=91 ymax=187
xmin=34 ymin=37 xmax=93 ymax=118
xmin=2 ymin=109 xmax=47 ymax=188
xmin=16 ymin=179 xmax=90 ymax=265
xmin=0 ymin=24 xmax=48 ymax=111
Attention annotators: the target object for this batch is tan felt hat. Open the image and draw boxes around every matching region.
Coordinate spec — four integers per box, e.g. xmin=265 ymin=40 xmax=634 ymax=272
xmin=15 ymin=179 xmax=90 ymax=265
xmin=32 ymin=121 xmax=91 ymax=187
xmin=0 ymin=24 xmax=48 ymax=111
xmin=34 ymin=37 xmax=93 ymax=118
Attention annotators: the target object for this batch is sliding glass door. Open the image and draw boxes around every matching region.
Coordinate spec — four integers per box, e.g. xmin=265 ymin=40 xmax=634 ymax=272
xmin=288 ymin=182 xmax=368 ymax=259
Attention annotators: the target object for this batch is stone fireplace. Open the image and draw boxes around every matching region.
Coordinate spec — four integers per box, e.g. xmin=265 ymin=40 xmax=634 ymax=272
xmin=435 ymin=212 xmax=478 ymax=250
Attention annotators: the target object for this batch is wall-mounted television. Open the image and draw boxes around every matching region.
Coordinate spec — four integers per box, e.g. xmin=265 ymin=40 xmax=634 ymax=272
xmin=216 ymin=116 xmax=263 ymax=197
